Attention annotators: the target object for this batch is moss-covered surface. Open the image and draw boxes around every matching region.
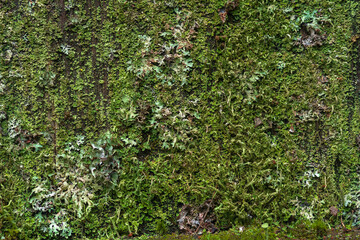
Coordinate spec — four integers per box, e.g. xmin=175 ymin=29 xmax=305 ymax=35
xmin=147 ymin=223 xmax=360 ymax=240
xmin=1 ymin=0 xmax=360 ymax=239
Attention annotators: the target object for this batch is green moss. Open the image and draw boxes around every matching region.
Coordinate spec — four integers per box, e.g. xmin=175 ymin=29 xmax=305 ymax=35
xmin=0 ymin=0 xmax=359 ymax=239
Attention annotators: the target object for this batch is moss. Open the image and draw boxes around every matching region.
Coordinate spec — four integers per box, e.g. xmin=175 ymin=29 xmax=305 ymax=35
xmin=0 ymin=0 xmax=359 ymax=239
xmin=311 ymin=219 xmax=328 ymax=236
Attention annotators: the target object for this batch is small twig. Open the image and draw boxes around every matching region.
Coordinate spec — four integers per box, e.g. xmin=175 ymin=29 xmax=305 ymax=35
xmin=341 ymin=214 xmax=346 ymax=229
